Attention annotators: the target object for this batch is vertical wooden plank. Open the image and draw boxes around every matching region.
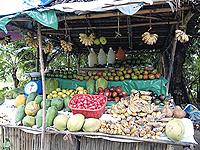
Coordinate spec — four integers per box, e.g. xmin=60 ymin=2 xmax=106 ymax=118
xmin=0 ymin=126 xmax=4 ymax=146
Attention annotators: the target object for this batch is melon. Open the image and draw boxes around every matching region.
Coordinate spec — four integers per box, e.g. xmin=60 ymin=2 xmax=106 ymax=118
xmin=67 ymin=114 xmax=85 ymax=131
xmin=165 ymin=118 xmax=185 ymax=141
xmin=53 ymin=115 xmax=69 ymax=130
xmin=82 ymin=118 xmax=101 ymax=132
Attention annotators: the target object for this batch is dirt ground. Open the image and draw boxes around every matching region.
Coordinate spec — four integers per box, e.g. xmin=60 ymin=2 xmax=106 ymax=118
xmin=172 ymin=130 xmax=200 ymax=150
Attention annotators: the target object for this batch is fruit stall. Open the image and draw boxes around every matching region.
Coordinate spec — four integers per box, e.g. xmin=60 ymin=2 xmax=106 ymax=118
xmin=0 ymin=0 xmax=199 ymax=150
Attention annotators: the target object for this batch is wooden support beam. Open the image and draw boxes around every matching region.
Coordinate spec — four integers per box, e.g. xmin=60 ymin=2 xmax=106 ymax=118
xmin=42 ymin=21 xmax=182 ymax=31
xmin=57 ymin=6 xmax=191 ymax=21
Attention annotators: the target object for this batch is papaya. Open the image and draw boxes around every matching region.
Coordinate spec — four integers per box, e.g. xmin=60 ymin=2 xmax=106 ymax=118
xmin=63 ymin=95 xmax=71 ymax=112
xmin=34 ymin=95 xmax=43 ymax=106
xmin=67 ymin=114 xmax=85 ymax=131
xmin=36 ymin=109 xmax=44 ymax=128
xmin=53 ymin=115 xmax=69 ymax=130
xmin=46 ymin=106 xmax=58 ymax=127
xmin=14 ymin=95 xmax=27 ymax=107
xmin=15 ymin=104 xmax=26 ymax=123
xmin=45 ymin=78 xmax=59 ymax=94
xmin=51 ymin=97 xmax=63 ymax=111
xmin=41 ymin=99 xmax=51 ymax=110
xmin=25 ymin=101 xmax=40 ymax=116
xmin=26 ymin=92 xmax=37 ymax=105
xmin=95 ymin=78 xmax=108 ymax=91
xmin=22 ymin=116 xmax=35 ymax=127
xmin=82 ymin=118 xmax=101 ymax=132
xmin=86 ymin=78 xmax=95 ymax=95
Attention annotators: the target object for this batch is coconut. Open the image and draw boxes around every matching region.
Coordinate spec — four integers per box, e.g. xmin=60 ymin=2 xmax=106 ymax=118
xmin=67 ymin=114 xmax=85 ymax=131
xmin=82 ymin=118 xmax=101 ymax=132
xmin=165 ymin=118 xmax=185 ymax=141
xmin=53 ymin=115 xmax=69 ymax=131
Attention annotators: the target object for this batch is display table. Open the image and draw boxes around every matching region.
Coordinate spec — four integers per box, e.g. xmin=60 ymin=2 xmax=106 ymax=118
xmin=53 ymin=77 xmax=168 ymax=96
xmin=0 ymin=124 xmax=196 ymax=150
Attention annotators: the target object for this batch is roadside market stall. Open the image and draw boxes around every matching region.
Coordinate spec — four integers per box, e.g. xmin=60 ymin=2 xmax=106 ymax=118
xmin=0 ymin=0 xmax=199 ymax=150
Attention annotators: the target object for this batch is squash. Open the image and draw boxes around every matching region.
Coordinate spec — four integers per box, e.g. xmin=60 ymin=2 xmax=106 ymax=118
xmin=116 ymin=47 xmax=125 ymax=61
xmin=45 ymin=78 xmax=59 ymax=94
xmin=14 ymin=95 xmax=27 ymax=107
xmin=173 ymin=106 xmax=186 ymax=119
xmin=25 ymin=101 xmax=40 ymax=116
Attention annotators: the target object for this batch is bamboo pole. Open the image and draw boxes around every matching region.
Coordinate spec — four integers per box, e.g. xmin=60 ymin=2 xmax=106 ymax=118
xmin=37 ymin=23 xmax=47 ymax=150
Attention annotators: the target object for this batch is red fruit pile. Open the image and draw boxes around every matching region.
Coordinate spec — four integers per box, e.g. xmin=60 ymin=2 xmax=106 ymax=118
xmin=69 ymin=94 xmax=106 ymax=110
xmin=95 ymin=86 xmax=128 ymax=102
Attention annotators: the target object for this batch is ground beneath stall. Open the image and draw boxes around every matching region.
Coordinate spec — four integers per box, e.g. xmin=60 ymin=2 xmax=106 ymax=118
xmin=172 ymin=130 xmax=200 ymax=150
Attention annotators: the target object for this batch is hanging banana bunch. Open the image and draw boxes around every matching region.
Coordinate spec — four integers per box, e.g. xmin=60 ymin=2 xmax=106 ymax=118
xmin=142 ymin=32 xmax=158 ymax=45
xmin=24 ymin=32 xmax=39 ymax=48
xmin=60 ymin=40 xmax=73 ymax=52
xmin=175 ymin=30 xmax=189 ymax=43
xmin=79 ymin=33 xmax=95 ymax=46
xmin=0 ymin=36 xmax=11 ymax=45
xmin=43 ymin=42 xmax=53 ymax=53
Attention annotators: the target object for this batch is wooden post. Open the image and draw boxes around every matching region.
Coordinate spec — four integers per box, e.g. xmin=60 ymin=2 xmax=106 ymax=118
xmin=36 ymin=48 xmax=39 ymax=72
xmin=37 ymin=23 xmax=46 ymax=150
xmin=166 ymin=34 xmax=178 ymax=95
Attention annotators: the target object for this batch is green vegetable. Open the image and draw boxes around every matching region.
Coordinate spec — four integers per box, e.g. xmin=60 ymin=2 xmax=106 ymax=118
xmin=86 ymin=78 xmax=95 ymax=94
xmin=34 ymin=95 xmax=43 ymax=106
xmin=41 ymin=99 xmax=51 ymax=110
xmin=64 ymin=95 xmax=71 ymax=112
xmin=15 ymin=104 xmax=25 ymax=123
xmin=46 ymin=106 xmax=57 ymax=127
xmin=51 ymin=97 xmax=63 ymax=111
xmin=26 ymin=92 xmax=37 ymax=105
xmin=36 ymin=109 xmax=44 ymax=128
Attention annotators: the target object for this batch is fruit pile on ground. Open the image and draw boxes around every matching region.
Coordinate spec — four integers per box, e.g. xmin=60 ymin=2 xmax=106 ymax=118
xmin=47 ymin=87 xmax=87 ymax=99
xmin=75 ymin=66 xmax=161 ymax=81
xmin=95 ymin=86 xmax=128 ymax=102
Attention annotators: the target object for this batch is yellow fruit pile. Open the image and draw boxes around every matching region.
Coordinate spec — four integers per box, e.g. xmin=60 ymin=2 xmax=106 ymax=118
xmin=47 ymin=87 xmax=87 ymax=99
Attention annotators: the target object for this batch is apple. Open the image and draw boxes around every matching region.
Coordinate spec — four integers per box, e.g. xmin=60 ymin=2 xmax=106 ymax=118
xmin=99 ymin=76 xmax=104 ymax=78
xmin=109 ymin=76 xmax=114 ymax=81
xmin=127 ymin=68 xmax=133 ymax=74
xmin=135 ymin=71 xmax=140 ymax=76
xmin=118 ymin=92 xmax=124 ymax=98
xmin=97 ymin=71 xmax=102 ymax=76
xmin=114 ymin=97 xmax=120 ymax=102
xmin=104 ymin=90 xmax=110 ymax=97
xmin=117 ymin=71 xmax=123 ymax=76
xmin=111 ymin=72 xmax=117 ymax=76
xmin=122 ymin=91 xmax=127 ymax=96
xmin=159 ymin=94 xmax=166 ymax=101
xmin=107 ymin=98 xmax=113 ymax=101
xmin=109 ymin=86 xmax=116 ymax=92
xmin=98 ymin=87 xmax=104 ymax=92
xmin=112 ymin=92 xmax=118 ymax=98
xmin=99 ymin=92 xmax=104 ymax=96
xmin=143 ymin=74 xmax=148 ymax=80
xmin=148 ymin=74 xmax=155 ymax=80
xmin=143 ymin=70 xmax=148 ymax=75
xmin=116 ymin=86 xmax=122 ymax=93
xmin=144 ymin=65 xmax=150 ymax=71
xmin=155 ymin=73 xmax=161 ymax=79
xmin=104 ymin=76 xmax=109 ymax=80
xmin=151 ymin=69 xmax=157 ymax=75
xmin=120 ymin=76 xmax=125 ymax=81
xmin=107 ymin=72 xmax=112 ymax=77
xmin=94 ymin=91 xmax=99 ymax=95
xmin=105 ymin=88 xmax=109 ymax=91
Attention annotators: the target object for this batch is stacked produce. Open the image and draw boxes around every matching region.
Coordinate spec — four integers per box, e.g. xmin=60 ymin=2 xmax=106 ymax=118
xmin=95 ymin=86 xmax=127 ymax=102
xmin=45 ymin=69 xmax=77 ymax=79
xmin=46 ymin=87 xmax=87 ymax=99
xmin=76 ymin=66 xmax=161 ymax=81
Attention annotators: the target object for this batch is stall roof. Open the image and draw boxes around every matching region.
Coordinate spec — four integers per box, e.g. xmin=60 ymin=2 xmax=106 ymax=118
xmin=0 ymin=0 xmax=199 ymax=54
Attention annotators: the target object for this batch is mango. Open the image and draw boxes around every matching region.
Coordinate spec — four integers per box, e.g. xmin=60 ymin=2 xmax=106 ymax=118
xmin=82 ymin=118 xmax=101 ymax=132
xmin=67 ymin=114 xmax=85 ymax=131
xmin=54 ymin=115 xmax=69 ymax=130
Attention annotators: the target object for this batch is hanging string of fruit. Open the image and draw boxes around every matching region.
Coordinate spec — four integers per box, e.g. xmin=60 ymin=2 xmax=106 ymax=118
xmin=141 ymin=10 xmax=158 ymax=45
xmin=0 ymin=36 xmax=11 ymax=45
xmin=60 ymin=40 xmax=73 ymax=52
xmin=43 ymin=42 xmax=53 ymax=53
xmin=175 ymin=30 xmax=189 ymax=43
xmin=79 ymin=33 xmax=95 ymax=46
xmin=24 ymin=32 xmax=39 ymax=48
xmin=115 ymin=11 xmax=122 ymax=38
